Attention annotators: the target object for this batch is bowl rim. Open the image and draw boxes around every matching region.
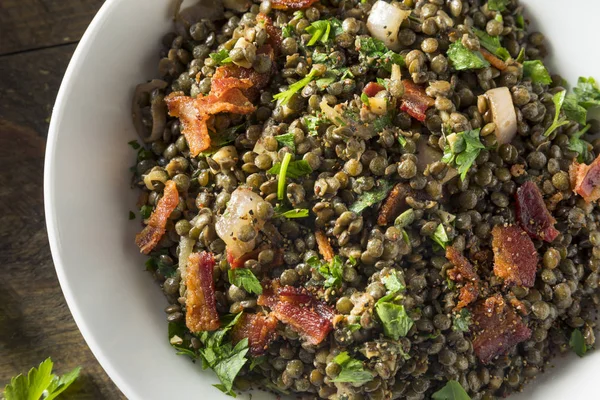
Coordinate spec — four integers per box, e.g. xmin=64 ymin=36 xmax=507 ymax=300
xmin=44 ymin=0 xmax=136 ymax=398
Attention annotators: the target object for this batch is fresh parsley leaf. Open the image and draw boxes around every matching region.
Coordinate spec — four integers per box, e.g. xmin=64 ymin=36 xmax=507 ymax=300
xmin=570 ymin=329 xmax=588 ymax=357
xmin=276 ymin=152 xmax=291 ymax=200
xmin=402 ymin=229 xmax=410 ymax=245
xmin=452 ymin=309 xmax=472 ymax=332
xmin=140 ymin=205 xmax=153 ymax=219
xmin=487 ymin=0 xmax=509 ymax=11
xmin=128 ymin=139 xmax=141 ymax=150
xmin=129 ymin=211 xmax=136 ymax=220
xmin=568 ymin=124 xmax=592 ymax=162
xmin=311 ymin=51 xmax=329 ymax=63
xmin=348 ymin=323 xmax=362 ymax=332
xmin=361 ymin=92 xmax=370 ymax=106
xmin=309 ymin=255 xmax=344 ymax=288
xmin=432 ymin=380 xmax=471 ymax=400
xmin=273 ymin=69 xmax=317 ymax=105
xmin=398 ymin=135 xmax=407 ymax=147
xmin=275 ymin=133 xmax=296 ymax=151
xmin=209 ymin=49 xmax=232 ymax=64
xmin=282 ymin=24 xmax=294 ymax=38
xmin=306 ymin=20 xmax=331 ymax=45
xmin=447 ymin=41 xmax=489 ymax=71
xmin=472 ymin=28 xmax=510 ymax=61
xmin=200 ymin=125 xmax=244 ymax=156
xmin=376 ymin=77 xmax=389 ymax=89
xmin=431 ymin=223 xmax=450 ymax=249
xmin=168 ymin=321 xmax=197 ymax=358
xmin=395 ymin=208 xmax=415 ymax=228
xmin=137 ymin=147 xmax=154 ymax=162
xmin=355 ymin=36 xmax=405 ymax=72
xmin=371 ymin=113 xmax=393 ymax=133
xmin=381 ymin=270 xmax=405 ymax=293
xmin=315 ymin=73 xmax=337 ymax=89
xmin=279 ymin=208 xmax=310 ymax=218
xmin=304 ymin=113 xmax=327 ymax=136
xmin=331 ymin=352 xmax=374 ymax=385
xmin=146 ymin=252 xmax=177 ymax=277
xmin=4 ymin=358 xmax=81 ymax=400
xmin=573 ymin=76 xmax=600 ymax=109
xmin=249 ymin=355 xmax=265 ymax=371
xmin=516 ymin=14 xmax=525 ymax=29
xmin=544 ymin=90 xmax=570 ymax=137
xmin=349 ymin=180 xmax=394 ymax=214
xmin=446 ymin=277 xmax=456 ymax=290
xmin=523 ymin=60 xmax=552 ymax=85
xmin=228 ymin=268 xmax=263 ymax=295
xmin=375 ymin=301 xmax=414 ymax=340
xmin=564 ymin=93 xmax=588 ymax=125
xmin=516 ymin=47 xmax=525 ymax=63
xmin=268 ymin=159 xmax=313 ymax=179
xmin=442 ymin=129 xmax=485 ymax=180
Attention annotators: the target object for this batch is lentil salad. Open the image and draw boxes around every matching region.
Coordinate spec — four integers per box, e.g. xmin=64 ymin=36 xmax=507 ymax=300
xmin=129 ymin=0 xmax=600 ymax=398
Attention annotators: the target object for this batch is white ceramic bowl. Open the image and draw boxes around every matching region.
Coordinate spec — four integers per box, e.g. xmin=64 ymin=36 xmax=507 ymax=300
xmin=45 ymin=1 xmax=600 ymax=399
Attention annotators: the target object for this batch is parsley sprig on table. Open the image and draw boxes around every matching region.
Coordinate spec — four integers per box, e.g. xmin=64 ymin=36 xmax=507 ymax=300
xmin=3 ymin=358 xmax=81 ymax=400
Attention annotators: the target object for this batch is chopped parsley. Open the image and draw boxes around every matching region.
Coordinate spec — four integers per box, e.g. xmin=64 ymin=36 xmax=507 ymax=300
xmin=516 ymin=14 xmax=525 ymax=29
xmin=569 ymin=328 xmax=588 ymax=357
xmin=544 ymin=90 xmax=570 ymax=137
xmin=573 ymin=76 xmax=600 ymax=109
xmin=276 ymin=152 xmax=291 ymax=200
xmin=273 ymin=68 xmax=318 ymax=105
xmin=568 ymin=124 xmax=591 ymax=162
xmin=432 ymin=380 xmax=471 ymax=400
xmin=375 ymin=301 xmax=413 ymax=340
xmin=447 ymin=41 xmax=489 ymax=71
xmin=268 ymin=159 xmax=313 ymax=178
xmin=398 ymin=135 xmax=407 ymax=147
xmin=431 ymin=223 xmax=450 ymax=249
xmin=168 ymin=321 xmax=198 ymax=358
xmin=282 ymin=24 xmax=294 ymax=38
xmin=473 ymin=28 xmax=510 ymax=61
xmin=452 ymin=308 xmax=472 ymax=332
xmin=209 ymin=49 xmax=232 ymax=64
xmin=308 ymin=255 xmax=344 ymax=288
xmin=348 ymin=180 xmax=394 ymax=214
xmin=305 ymin=19 xmax=343 ymax=46
xmin=381 ymin=270 xmax=405 ymax=293
xmin=140 ymin=204 xmax=153 ymax=219
xmin=487 ymin=0 xmax=509 ymax=11
xmin=331 ymin=352 xmax=374 ymax=385
xmin=355 ymin=36 xmax=405 ymax=72
xmin=522 ymin=60 xmax=552 ymax=85
xmin=564 ymin=93 xmax=588 ymax=126
xmin=128 ymin=139 xmax=141 ymax=149
xmin=442 ymin=128 xmax=486 ymax=180
xmin=129 ymin=211 xmax=136 ymax=220
xmin=360 ymin=92 xmax=370 ymax=106
xmin=274 ymin=132 xmax=296 ymax=151
xmin=228 ymin=268 xmax=263 ymax=295
xmin=3 ymin=358 xmax=81 ymax=400
xmin=303 ymin=113 xmax=327 ymax=135
xmin=278 ymin=208 xmax=310 ymax=218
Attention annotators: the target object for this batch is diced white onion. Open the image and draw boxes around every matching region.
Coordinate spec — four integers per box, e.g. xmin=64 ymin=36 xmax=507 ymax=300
xmin=486 ymin=87 xmax=517 ymax=145
xmin=366 ymin=1 xmax=410 ymax=52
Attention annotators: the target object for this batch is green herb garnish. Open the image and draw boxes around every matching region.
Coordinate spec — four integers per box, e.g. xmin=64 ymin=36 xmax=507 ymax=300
xmin=349 ymin=180 xmax=394 ymax=214
xmin=308 ymin=255 xmax=344 ymax=288
xmin=129 ymin=211 xmax=136 ymax=220
xmin=452 ymin=309 xmax=472 ymax=332
xmin=487 ymin=0 xmax=509 ymax=11
xmin=432 ymin=380 xmax=471 ymax=400
xmin=228 ymin=268 xmax=263 ymax=295
xmin=447 ymin=41 xmax=489 ymax=71
xmin=305 ymin=19 xmax=343 ymax=46
xmin=3 ymin=358 xmax=81 ymax=400
xmin=276 ymin=153 xmax=291 ymax=200
xmin=516 ymin=14 xmax=525 ymax=29
xmin=473 ymin=28 xmax=510 ymax=61
xmin=361 ymin=92 xmax=370 ymax=106
xmin=278 ymin=208 xmax=309 ymax=218
xmin=430 ymin=223 xmax=450 ymax=249
xmin=274 ymin=133 xmax=296 ymax=151
xmin=355 ymin=36 xmax=405 ymax=72
xmin=523 ymin=60 xmax=552 ymax=85
xmin=568 ymin=124 xmax=591 ymax=162
xmin=209 ymin=49 xmax=232 ymax=64
xmin=574 ymin=76 xmax=600 ymax=109
xmin=282 ymin=24 xmax=294 ymax=38
xmin=331 ymin=352 xmax=374 ymax=385
xmin=268 ymin=159 xmax=313 ymax=179
xmin=381 ymin=270 xmax=405 ymax=293
xmin=570 ymin=328 xmax=588 ymax=357
xmin=442 ymin=128 xmax=485 ymax=180
xmin=128 ymin=139 xmax=141 ymax=149
xmin=544 ymin=90 xmax=570 ymax=137
xmin=375 ymin=301 xmax=413 ymax=340
xmin=273 ymin=69 xmax=318 ymax=105
xmin=140 ymin=205 xmax=153 ymax=219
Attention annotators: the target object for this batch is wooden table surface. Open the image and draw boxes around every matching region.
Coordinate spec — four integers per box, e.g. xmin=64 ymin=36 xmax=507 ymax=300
xmin=0 ymin=1 xmax=125 ymax=398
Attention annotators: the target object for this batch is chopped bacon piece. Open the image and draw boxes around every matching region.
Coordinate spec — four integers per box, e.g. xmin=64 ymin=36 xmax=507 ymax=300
xmin=256 ymin=14 xmax=281 ymax=54
xmin=258 ymin=286 xmax=334 ymax=345
xmin=315 ymin=230 xmax=334 ymax=262
xmin=135 ymin=180 xmax=179 ymax=254
xmin=446 ymin=246 xmax=480 ymax=310
xmin=492 ymin=225 xmax=538 ymax=287
xmin=471 ymin=294 xmax=531 ymax=364
xmin=480 ymin=48 xmax=507 ymax=71
xmin=570 ymin=155 xmax=600 ymax=203
xmin=165 ymin=88 xmax=255 ymax=156
xmin=377 ymin=183 xmax=413 ymax=226
xmin=400 ymin=79 xmax=435 ymax=122
xmin=515 ymin=181 xmax=559 ymax=242
xmin=271 ymin=0 xmax=319 ymax=10
xmin=231 ymin=312 xmax=278 ymax=355
xmin=458 ymin=283 xmax=478 ymax=310
xmin=363 ymin=82 xmax=385 ymax=97
xmin=185 ymin=252 xmax=220 ymax=332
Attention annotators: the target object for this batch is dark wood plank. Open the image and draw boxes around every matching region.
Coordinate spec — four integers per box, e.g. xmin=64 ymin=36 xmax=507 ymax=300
xmin=0 ymin=0 xmax=105 ymax=55
xmin=0 ymin=44 xmax=124 ymax=399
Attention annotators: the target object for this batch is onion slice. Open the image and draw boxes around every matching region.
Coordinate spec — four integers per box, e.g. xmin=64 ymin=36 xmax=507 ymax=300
xmin=366 ymin=1 xmax=410 ymax=52
xmin=486 ymin=87 xmax=517 ymax=145
xmin=132 ymin=80 xmax=168 ymax=143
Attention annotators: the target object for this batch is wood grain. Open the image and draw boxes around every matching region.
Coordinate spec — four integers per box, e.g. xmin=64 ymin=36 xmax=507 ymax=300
xmin=0 ymin=0 xmax=105 ymax=55
xmin=0 ymin=37 xmax=124 ymax=400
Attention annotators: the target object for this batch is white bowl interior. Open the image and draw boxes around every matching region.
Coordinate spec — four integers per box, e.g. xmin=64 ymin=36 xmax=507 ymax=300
xmin=44 ymin=0 xmax=600 ymax=399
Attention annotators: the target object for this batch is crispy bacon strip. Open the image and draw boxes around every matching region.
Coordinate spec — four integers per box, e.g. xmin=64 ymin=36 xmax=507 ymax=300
xmin=363 ymin=82 xmax=385 ymax=97
xmin=315 ymin=230 xmax=334 ymax=262
xmin=515 ymin=181 xmax=559 ymax=242
xmin=271 ymin=0 xmax=319 ymax=10
xmin=492 ymin=225 xmax=538 ymax=287
xmin=135 ymin=180 xmax=179 ymax=254
xmin=480 ymin=48 xmax=507 ymax=71
xmin=377 ymin=183 xmax=414 ymax=226
xmin=258 ymin=286 xmax=334 ymax=345
xmin=185 ymin=252 xmax=220 ymax=332
xmin=400 ymin=79 xmax=435 ymax=122
xmin=446 ymin=246 xmax=480 ymax=310
xmin=231 ymin=312 xmax=278 ymax=355
xmin=471 ymin=294 xmax=531 ymax=364
xmin=570 ymin=155 xmax=600 ymax=203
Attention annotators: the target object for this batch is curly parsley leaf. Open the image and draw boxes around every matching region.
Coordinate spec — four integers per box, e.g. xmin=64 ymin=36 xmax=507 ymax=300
xmin=442 ymin=129 xmax=485 ymax=180
xmin=568 ymin=124 xmax=591 ymax=162
xmin=228 ymin=268 xmax=263 ymax=295
xmin=349 ymin=180 xmax=394 ymax=214
xmin=523 ymin=60 xmax=552 ymax=85
xmin=331 ymin=352 xmax=374 ymax=385
xmin=544 ymin=90 xmax=570 ymax=137
xmin=274 ymin=133 xmax=296 ymax=152
xmin=273 ymin=69 xmax=318 ymax=105
xmin=432 ymin=380 xmax=471 ymax=400
xmin=431 ymin=223 xmax=450 ymax=249
xmin=447 ymin=41 xmax=489 ymax=71
xmin=268 ymin=159 xmax=313 ymax=179
xmin=473 ymin=28 xmax=510 ymax=61
xmin=209 ymin=49 xmax=232 ymax=64
xmin=452 ymin=309 xmax=472 ymax=332
xmin=570 ymin=329 xmax=588 ymax=357
xmin=3 ymin=358 xmax=81 ymax=400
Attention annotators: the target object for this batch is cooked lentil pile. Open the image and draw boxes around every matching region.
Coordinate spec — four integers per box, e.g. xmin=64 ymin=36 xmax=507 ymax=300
xmin=129 ymin=0 xmax=600 ymax=398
